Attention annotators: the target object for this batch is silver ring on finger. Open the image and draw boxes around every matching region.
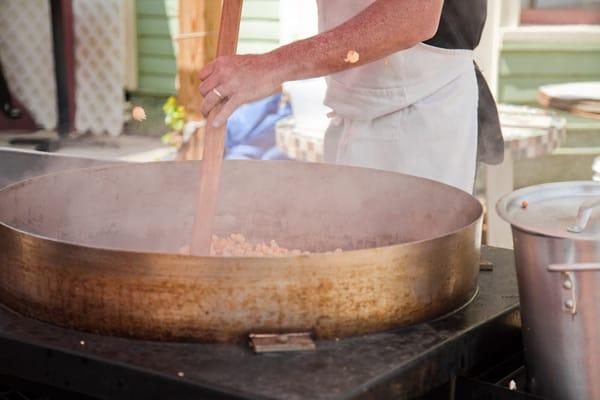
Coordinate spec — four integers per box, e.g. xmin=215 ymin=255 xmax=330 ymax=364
xmin=212 ymin=88 xmax=225 ymax=101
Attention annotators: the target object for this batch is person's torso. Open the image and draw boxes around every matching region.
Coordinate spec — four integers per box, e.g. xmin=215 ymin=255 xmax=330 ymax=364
xmin=316 ymin=0 xmax=487 ymax=50
xmin=315 ymin=0 xmax=477 ymax=118
xmin=425 ymin=0 xmax=487 ymax=50
xmin=315 ymin=0 xmax=504 ymax=164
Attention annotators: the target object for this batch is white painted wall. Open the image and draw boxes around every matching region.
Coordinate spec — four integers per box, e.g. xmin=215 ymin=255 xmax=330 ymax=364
xmin=279 ymin=0 xmax=318 ymax=45
xmin=522 ymin=0 xmax=600 ymax=7
xmin=474 ymin=0 xmax=503 ymax=97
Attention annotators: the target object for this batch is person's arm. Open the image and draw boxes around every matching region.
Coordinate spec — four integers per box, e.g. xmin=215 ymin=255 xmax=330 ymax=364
xmin=199 ymin=0 xmax=444 ymax=127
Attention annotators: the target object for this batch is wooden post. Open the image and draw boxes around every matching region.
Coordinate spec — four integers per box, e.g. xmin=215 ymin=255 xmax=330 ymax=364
xmin=50 ymin=0 xmax=76 ymax=136
xmin=177 ymin=0 xmax=222 ymax=159
xmin=122 ymin=0 xmax=138 ymax=91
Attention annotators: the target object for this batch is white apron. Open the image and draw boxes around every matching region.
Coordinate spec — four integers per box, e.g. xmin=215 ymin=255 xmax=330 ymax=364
xmin=318 ymin=0 xmax=479 ymax=193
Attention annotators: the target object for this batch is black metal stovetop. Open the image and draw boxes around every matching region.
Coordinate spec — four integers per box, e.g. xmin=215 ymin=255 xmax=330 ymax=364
xmin=0 ymin=149 xmax=523 ymax=399
xmin=454 ymin=352 xmax=546 ymax=400
xmin=0 ymin=247 xmax=521 ymax=400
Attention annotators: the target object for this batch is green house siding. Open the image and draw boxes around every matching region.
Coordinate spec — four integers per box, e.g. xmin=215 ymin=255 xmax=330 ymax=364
xmin=498 ymin=37 xmax=600 ymax=187
xmin=239 ymin=0 xmax=280 ymax=54
xmin=498 ymin=41 xmax=600 ymax=105
xmin=134 ymin=0 xmax=280 ymax=96
xmin=135 ymin=0 xmax=178 ymax=95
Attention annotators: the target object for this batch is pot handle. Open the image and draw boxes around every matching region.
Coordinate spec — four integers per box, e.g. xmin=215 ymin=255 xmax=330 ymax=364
xmin=567 ymin=198 xmax=600 ymax=233
xmin=548 ymin=263 xmax=600 ymax=272
xmin=547 ymin=263 xmax=600 ymax=315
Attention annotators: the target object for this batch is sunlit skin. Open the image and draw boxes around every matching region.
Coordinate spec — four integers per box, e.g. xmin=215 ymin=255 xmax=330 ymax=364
xmin=198 ymin=0 xmax=444 ymax=127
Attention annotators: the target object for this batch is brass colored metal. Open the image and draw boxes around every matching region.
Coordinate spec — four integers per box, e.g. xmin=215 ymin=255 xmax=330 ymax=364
xmin=0 ymin=161 xmax=482 ymax=342
xmin=479 ymin=259 xmax=494 ymax=271
xmin=249 ymin=333 xmax=315 ymax=353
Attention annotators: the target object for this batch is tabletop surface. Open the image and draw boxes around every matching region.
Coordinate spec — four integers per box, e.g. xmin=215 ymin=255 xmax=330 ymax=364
xmin=538 ymin=82 xmax=600 ymax=120
xmin=539 ymin=82 xmax=600 ymax=102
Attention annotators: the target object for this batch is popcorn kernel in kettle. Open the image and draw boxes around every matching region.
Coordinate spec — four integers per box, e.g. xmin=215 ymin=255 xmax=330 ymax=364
xmin=182 ymin=235 xmax=343 ymax=257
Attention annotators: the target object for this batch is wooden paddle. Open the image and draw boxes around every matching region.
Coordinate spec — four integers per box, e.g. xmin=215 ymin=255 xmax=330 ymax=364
xmin=190 ymin=0 xmax=244 ymax=256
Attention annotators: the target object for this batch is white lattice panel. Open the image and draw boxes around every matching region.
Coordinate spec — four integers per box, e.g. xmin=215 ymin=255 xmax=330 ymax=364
xmin=0 ymin=0 xmax=58 ymax=130
xmin=73 ymin=0 xmax=124 ymax=136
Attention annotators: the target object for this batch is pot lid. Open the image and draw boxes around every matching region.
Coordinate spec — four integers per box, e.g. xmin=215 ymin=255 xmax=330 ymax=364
xmin=496 ymin=181 xmax=600 ymax=240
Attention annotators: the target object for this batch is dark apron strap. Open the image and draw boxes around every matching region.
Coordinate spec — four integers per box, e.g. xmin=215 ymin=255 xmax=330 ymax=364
xmin=475 ymin=63 xmax=504 ymax=165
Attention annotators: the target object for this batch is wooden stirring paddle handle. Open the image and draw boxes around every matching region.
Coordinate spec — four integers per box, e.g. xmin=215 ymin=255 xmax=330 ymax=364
xmin=190 ymin=0 xmax=243 ymax=256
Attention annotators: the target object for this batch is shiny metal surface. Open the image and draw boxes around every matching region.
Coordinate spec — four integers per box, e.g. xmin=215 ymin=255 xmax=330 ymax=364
xmin=497 ymin=181 xmax=600 ymax=240
xmin=499 ymin=182 xmax=600 ymax=399
xmin=567 ymin=198 xmax=600 ymax=233
xmin=0 ymin=161 xmax=482 ymax=342
xmin=510 ymin=230 xmax=600 ymax=400
xmin=548 ymin=263 xmax=600 ymax=272
xmin=548 ymin=264 xmax=600 ymax=317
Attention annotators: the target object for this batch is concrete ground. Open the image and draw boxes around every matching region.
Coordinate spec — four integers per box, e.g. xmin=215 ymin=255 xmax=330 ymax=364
xmin=3 ymin=108 xmax=599 ymax=187
xmin=0 ymin=130 xmax=175 ymax=162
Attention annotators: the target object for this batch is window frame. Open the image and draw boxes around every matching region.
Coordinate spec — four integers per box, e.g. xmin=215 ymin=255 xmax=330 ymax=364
xmin=521 ymin=1 xmax=600 ymax=25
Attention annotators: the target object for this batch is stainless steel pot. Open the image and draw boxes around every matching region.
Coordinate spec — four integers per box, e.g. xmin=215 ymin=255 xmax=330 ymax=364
xmin=497 ymin=181 xmax=600 ymax=400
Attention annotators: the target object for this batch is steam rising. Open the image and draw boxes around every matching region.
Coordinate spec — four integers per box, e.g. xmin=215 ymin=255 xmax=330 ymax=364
xmin=0 ymin=148 xmax=119 ymax=189
xmin=0 ymin=156 xmax=482 ymax=255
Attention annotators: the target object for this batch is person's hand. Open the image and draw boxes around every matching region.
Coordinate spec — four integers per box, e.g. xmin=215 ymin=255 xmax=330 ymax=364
xmin=198 ymin=54 xmax=282 ymax=128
